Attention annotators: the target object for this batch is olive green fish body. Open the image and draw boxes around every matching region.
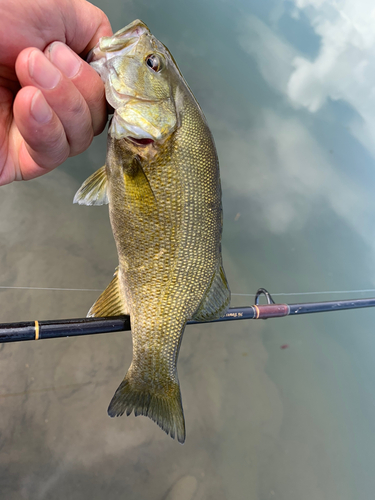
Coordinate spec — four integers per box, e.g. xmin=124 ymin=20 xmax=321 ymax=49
xmin=74 ymin=20 xmax=230 ymax=443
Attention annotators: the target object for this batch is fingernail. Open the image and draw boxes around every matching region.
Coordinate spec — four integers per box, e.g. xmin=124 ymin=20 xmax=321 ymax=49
xmin=47 ymin=42 xmax=82 ymax=79
xmin=29 ymin=49 xmax=61 ymax=89
xmin=30 ymin=90 xmax=53 ymax=123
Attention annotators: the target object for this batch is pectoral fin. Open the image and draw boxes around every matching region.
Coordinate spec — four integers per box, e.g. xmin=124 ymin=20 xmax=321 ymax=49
xmin=192 ymin=261 xmax=231 ymax=321
xmin=88 ymin=268 xmax=129 ymax=317
xmin=73 ymin=166 xmax=109 ymax=206
xmin=123 ymin=157 xmax=157 ymax=213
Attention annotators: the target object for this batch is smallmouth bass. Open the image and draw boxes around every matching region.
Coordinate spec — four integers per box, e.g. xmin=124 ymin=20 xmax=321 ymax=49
xmin=74 ymin=20 xmax=230 ymax=443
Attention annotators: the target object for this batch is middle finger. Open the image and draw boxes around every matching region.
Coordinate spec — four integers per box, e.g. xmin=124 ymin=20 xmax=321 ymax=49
xmin=16 ymin=47 xmax=93 ymax=156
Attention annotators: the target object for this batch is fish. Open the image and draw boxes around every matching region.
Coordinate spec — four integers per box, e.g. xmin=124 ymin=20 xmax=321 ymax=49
xmin=74 ymin=19 xmax=230 ymax=443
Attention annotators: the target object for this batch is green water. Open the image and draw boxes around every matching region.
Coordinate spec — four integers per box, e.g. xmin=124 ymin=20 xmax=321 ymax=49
xmin=1 ymin=0 xmax=375 ymax=498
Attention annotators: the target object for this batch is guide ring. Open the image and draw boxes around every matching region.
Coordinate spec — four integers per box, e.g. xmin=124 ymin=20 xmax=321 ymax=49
xmin=255 ymin=288 xmax=275 ymax=305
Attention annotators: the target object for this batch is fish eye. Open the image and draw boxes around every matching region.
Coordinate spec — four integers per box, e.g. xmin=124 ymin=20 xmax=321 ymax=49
xmin=145 ymin=54 xmax=162 ymax=72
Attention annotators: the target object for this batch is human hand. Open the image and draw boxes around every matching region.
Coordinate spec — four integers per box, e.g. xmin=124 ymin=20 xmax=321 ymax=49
xmin=0 ymin=0 xmax=112 ymax=185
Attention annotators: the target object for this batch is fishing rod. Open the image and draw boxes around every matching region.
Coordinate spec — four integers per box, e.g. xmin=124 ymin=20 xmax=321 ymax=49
xmin=1 ymin=288 xmax=375 ymax=344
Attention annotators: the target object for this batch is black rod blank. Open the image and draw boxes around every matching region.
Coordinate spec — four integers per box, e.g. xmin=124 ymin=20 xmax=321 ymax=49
xmin=0 ymin=316 xmax=131 ymax=343
xmin=1 ymin=290 xmax=375 ymax=344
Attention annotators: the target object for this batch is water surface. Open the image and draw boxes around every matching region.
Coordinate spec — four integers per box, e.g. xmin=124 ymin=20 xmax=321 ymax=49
xmin=1 ymin=0 xmax=375 ymax=498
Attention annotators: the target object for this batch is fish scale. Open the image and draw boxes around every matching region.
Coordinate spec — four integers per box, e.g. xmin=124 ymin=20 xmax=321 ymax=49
xmin=74 ymin=19 xmax=230 ymax=443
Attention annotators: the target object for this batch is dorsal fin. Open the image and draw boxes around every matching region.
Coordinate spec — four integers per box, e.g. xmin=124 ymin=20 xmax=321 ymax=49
xmin=87 ymin=268 xmax=129 ymax=317
xmin=192 ymin=261 xmax=231 ymax=321
xmin=73 ymin=166 xmax=109 ymax=206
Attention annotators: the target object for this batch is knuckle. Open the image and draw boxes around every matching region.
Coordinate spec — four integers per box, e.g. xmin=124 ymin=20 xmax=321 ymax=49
xmin=66 ymin=94 xmax=87 ymax=118
xmin=68 ymin=124 xmax=93 ymax=156
xmin=29 ymin=125 xmax=69 ymax=167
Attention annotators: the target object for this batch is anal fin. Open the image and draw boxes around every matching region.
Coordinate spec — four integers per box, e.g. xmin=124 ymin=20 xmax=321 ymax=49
xmin=192 ymin=261 xmax=231 ymax=321
xmin=88 ymin=268 xmax=129 ymax=317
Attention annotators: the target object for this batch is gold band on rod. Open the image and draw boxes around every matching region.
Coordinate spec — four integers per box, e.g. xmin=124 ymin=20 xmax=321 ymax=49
xmin=34 ymin=320 xmax=40 ymax=340
xmin=253 ymin=305 xmax=260 ymax=319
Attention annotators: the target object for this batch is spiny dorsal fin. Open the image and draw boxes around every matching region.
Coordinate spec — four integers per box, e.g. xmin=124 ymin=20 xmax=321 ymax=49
xmin=87 ymin=268 xmax=129 ymax=317
xmin=192 ymin=261 xmax=231 ymax=321
xmin=73 ymin=166 xmax=109 ymax=206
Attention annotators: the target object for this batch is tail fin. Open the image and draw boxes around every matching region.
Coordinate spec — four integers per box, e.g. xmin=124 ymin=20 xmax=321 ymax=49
xmin=108 ymin=372 xmax=186 ymax=444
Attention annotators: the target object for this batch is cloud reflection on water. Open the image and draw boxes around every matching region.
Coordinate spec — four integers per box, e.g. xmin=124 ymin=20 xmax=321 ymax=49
xmin=231 ymin=10 xmax=375 ymax=279
xmin=287 ymin=1 xmax=375 ymax=156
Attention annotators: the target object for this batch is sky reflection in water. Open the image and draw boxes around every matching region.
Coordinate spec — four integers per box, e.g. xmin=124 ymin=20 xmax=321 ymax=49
xmin=1 ymin=0 xmax=375 ymax=499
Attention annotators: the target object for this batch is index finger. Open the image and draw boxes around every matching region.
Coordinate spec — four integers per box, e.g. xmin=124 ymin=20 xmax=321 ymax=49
xmin=45 ymin=42 xmax=108 ymax=136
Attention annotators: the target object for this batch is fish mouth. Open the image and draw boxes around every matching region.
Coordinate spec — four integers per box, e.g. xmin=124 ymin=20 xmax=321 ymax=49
xmin=88 ymin=20 xmax=149 ymax=64
xmin=112 ymin=19 xmax=149 ymax=40
xmin=111 ymin=85 xmax=156 ymax=104
xmin=127 ymin=137 xmax=155 ymax=146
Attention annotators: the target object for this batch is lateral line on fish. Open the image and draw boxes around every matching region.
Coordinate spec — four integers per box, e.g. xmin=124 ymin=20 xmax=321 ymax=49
xmin=1 ymin=286 xmax=375 ymax=297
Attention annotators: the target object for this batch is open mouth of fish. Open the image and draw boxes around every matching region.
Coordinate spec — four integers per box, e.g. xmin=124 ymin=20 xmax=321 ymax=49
xmin=87 ymin=22 xmax=148 ymax=64
xmin=127 ymin=137 xmax=154 ymax=146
